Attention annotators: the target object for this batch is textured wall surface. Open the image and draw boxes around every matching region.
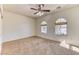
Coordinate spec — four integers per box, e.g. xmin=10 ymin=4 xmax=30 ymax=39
xmin=1 ymin=36 xmax=79 ymax=55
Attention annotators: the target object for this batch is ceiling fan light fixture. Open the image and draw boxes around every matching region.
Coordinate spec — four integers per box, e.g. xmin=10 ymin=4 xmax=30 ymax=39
xmin=36 ymin=11 xmax=44 ymax=16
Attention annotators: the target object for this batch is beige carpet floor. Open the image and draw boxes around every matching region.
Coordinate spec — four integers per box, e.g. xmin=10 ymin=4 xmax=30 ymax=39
xmin=1 ymin=36 xmax=79 ymax=55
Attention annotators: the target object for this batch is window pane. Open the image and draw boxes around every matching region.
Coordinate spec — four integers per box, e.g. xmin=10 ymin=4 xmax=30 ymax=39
xmin=41 ymin=26 xmax=47 ymax=33
xmin=55 ymin=24 xmax=67 ymax=35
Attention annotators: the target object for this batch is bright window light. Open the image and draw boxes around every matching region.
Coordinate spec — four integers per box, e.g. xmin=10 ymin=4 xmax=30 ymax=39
xmin=41 ymin=21 xmax=47 ymax=34
xmin=60 ymin=40 xmax=70 ymax=49
xmin=55 ymin=18 xmax=67 ymax=35
xmin=71 ymin=46 xmax=79 ymax=52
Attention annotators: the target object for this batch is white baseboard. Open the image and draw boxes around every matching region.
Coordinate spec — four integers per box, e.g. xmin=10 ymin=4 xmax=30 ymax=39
xmin=2 ymin=35 xmax=36 ymax=43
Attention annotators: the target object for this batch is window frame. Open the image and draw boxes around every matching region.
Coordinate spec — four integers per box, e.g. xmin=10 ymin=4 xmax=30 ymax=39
xmin=41 ymin=21 xmax=47 ymax=34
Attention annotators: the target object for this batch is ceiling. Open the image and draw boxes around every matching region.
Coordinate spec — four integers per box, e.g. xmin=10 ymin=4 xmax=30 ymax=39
xmin=3 ymin=4 xmax=77 ymax=18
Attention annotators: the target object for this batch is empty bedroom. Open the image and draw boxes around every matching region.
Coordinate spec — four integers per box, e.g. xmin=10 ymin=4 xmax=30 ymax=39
xmin=0 ymin=4 xmax=79 ymax=55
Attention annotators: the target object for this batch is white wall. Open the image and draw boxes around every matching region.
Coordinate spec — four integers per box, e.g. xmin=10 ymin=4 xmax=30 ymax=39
xmin=36 ymin=6 xmax=79 ymax=46
xmin=0 ymin=12 xmax=2 ymax=54
xmin=2 ymin=11 xmax=36 ymax=42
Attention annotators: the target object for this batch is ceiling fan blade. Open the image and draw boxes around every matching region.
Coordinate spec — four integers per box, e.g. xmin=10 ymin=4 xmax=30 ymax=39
xmin=34 ymin=12 xmax=38 ymax=14
xmin=31 ymin=8 xmax=38 ymax=10
xmin=42 ymin=10 xmax=50 ymax=12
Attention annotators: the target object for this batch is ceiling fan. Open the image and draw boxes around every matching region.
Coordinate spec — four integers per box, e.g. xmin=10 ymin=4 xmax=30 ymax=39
xmin=30 ymin=4 xmax=50 ymax=16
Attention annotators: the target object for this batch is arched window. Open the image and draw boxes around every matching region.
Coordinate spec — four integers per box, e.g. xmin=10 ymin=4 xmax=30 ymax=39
xmin=55 ymin=18 xmax=67 ymax=35
xmin=41 ymin=21 xmax=47 ymax=33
